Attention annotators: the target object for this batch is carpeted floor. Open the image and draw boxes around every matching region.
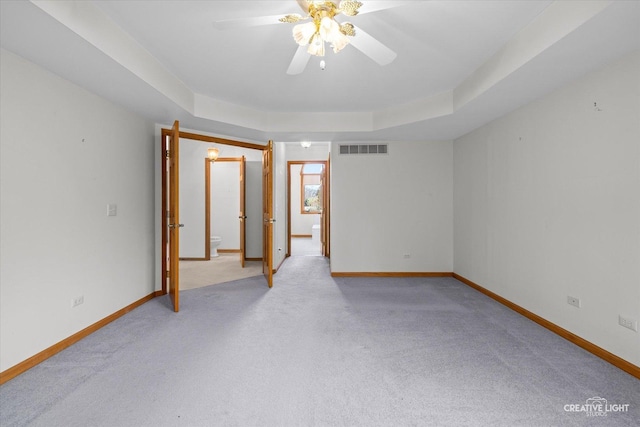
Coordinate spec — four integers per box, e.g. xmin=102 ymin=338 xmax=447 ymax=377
xmin=180 ymin=237 xmax=319 ymax=291
xmin=1 ymin=256 xmax=638 ymax=426
xmin=291 ymin=236 xmax=322 ymax=256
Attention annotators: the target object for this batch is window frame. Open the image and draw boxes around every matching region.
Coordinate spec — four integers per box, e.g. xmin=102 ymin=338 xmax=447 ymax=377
xmin=300 ymin=170 xmax=322 ymax=215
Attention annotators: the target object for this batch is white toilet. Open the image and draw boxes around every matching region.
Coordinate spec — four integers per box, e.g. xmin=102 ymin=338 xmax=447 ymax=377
xmin=210 ymin=236 xmax=222 ymax=257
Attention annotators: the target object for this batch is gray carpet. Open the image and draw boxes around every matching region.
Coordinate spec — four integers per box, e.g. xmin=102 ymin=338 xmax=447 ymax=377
xmin=1 ymin=256 xmax=638 ymax=426
xmin=291 ymin=237 xmax=322 ymax=256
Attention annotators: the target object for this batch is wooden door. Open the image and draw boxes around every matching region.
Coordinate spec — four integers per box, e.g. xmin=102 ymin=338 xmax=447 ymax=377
xmin=320 ymin=161 xmax=327 ymax=257
xmin=239 ymin=156 xmax=246 ymax=268
xmin=262 ymin=141 xmax=274 ymax=288
xmin=168 ymin=120 xmax=180 ymax=311
xmin=322 ymin=157 xmax=330 ymax=257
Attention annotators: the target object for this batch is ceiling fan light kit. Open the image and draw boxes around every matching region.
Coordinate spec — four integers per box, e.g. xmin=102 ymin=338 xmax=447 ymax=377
xmin=284 ymin=1 xmax=362 ymax=57
xmin=214 ymin=0 xmax=398 ymax=75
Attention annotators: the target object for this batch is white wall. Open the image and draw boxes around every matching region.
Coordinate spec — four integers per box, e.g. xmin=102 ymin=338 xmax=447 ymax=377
xmin=211 ymin=161 xmax=240 ymax=250
xmin=273 ymin=142 xmax=287 ymax=267
xmin=286 ymin=143 xmax=330 ymax=162
xmin=330 ymin=141 xmax=453 ymax=273
xmin=453 ymin=51 xmax=640 ymax=366
xmin=245 ymin=161 xmax=263 ymax=259
xmin=179 ymin=138 xmax=206 ymax=257
xmin=0 ymin=49 xmax=156 ymax=372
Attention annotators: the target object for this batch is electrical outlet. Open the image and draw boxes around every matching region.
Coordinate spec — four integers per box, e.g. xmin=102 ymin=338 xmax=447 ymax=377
xmin=72 ymin=295 xmax=84 ymax=308
xmin=618 ymin=315 xmax=638 ymax=332
xmin=567 ymin=296 xmax=581 ymax=308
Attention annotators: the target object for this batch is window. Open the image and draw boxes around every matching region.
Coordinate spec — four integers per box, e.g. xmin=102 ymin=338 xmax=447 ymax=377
xmin=300 ymin=164 xmax=323 ymax=214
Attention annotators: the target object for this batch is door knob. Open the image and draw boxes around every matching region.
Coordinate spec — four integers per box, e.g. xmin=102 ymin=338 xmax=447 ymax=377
xmin=168 ymin=223 xmax=184 ymax=228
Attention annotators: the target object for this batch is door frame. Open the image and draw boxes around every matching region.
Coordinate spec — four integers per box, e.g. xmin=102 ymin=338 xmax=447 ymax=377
xmin=160 ymin=128 xmax=270 ymax=300
xmin=322 ymin=156 xmax=330 ymax=258
xmin=286 ymin=160 xmax=330 ymax=258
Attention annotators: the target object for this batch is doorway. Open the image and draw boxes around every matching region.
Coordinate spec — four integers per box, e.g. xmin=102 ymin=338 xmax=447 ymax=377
xmin=205 ymin=157 xmax=245 ymax=262
xmin=174 ymin=154 xmax=263 ymax=291
xmin=161 ymin=125 xmax=275 ymax=311
xmin=287 ymin=160 xmax=330 ymax=258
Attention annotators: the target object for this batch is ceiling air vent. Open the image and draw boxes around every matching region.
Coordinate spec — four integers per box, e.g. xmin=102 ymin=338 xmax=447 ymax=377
xmin=338 ymin=144 xmax=388 ymax=155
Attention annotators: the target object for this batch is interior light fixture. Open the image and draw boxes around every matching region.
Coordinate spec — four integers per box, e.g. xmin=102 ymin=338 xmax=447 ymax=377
xmin=208 ymin=147 xmax=220 ymax=162
xmin=285 ymin=1 xmax=360 ymax=57
xmin=301 ymin=141 xmax=312 ymax=148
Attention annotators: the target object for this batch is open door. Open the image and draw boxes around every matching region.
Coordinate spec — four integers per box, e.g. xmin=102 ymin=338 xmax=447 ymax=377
xmin=239 ymin=155 xmax=246 ymax=268
xmin=319 ymin=164 xmax=325 ymax=256
xmin=162 ymin=128 xmax=266 ymax=298
xmin=262 ymin=141 xmax=274 ymax=288
xmin=167 ymin=120 xmax=181 ymax=312
xmin=320 ymin=158 xmax=330 ymax=257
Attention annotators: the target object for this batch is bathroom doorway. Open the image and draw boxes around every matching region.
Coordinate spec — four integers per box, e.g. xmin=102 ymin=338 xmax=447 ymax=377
xmin=205 ymin=156 xmax=246 ymax=266
xmin=287 ymin=160 xmax=330 ymax=257
xmin=161 ymin=127 xmax=274 ymax=306
xmin=180 ymin=145 xmax=264 ymax=291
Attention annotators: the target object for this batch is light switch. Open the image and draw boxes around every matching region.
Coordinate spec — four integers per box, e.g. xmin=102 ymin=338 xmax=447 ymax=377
xmin=107 ymin=204 xmax=117 ymax=217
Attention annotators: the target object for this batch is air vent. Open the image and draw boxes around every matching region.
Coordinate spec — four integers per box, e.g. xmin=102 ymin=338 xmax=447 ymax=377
xmin=338 ymin=144 xmax=388 ymax=155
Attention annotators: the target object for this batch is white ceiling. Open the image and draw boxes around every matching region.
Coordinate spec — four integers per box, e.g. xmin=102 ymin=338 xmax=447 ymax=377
xmin=1 ymin=0 xmax=639 ymax=144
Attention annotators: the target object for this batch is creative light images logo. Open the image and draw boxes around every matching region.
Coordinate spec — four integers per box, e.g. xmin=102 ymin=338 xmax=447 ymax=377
xmin=564 ymin=397 xmax=630 ymax=417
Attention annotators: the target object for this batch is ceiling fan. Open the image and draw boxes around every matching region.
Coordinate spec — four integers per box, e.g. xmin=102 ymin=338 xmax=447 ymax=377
xmin=213 ymin=1 xmax=404 ymax=75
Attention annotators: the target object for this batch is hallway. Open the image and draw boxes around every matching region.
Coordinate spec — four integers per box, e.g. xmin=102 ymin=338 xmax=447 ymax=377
xmin=290 ymin=236 xmax=322 ymax=257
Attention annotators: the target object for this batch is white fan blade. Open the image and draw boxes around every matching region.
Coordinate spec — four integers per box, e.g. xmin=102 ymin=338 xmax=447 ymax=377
xmin=349 ymin=25 xmax=396 ymax=66
xmin=296 ymin=0 xmax=310 ymax=13
xmin=213 ymin=15 xmax=284 ymax=30
xmin=357 ymin=1 xmax=412 ymax=15
xmin=287 ymin=45 xmax=311 ymax=75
